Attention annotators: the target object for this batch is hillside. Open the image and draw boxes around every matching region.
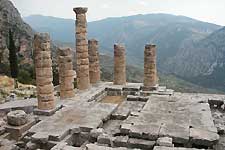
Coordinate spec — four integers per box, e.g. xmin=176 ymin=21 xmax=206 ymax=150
xmin=24 ymin=14 xmax=221 ymax=67
xmin=24 ymin=14 xmax=225 ymax=91
xmin=167 ymin=27 xmax=225 ymax=91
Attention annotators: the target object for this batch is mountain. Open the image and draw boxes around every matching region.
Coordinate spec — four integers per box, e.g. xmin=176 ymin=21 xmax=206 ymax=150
xmin=24 ymin=14 xmax=225 ymax=91
xmin=167 ymin=27 xmax=225 ymax=91
xmin=0 ymin=0 xmax=34 ymax=68
xmin=24 ymin=14 xmax=221 ymax=67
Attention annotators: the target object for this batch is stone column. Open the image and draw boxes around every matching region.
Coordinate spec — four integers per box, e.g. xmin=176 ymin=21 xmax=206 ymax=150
xmin=34 ymin=33 xmax=55 ymax=110
xmin=73 ymin=7 xmax=90 ymax=90
xmin=114 ymin=44 xmax=126 ymax=85
xmin=58 ymin=48 xmax=75 ymax=99
xmin=88 ymin=39 xmax=100 ymax=84
xmin=143 ymin=44 xmax=158 ymax=90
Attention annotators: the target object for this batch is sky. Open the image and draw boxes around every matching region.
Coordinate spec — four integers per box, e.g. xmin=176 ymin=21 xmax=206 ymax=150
xmin=11 ymin=0 xmax=225 ymax=26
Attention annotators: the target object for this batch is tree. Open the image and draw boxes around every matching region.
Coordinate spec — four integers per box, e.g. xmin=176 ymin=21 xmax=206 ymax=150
xmin=8 ymin=30 xmax=18 ymax=87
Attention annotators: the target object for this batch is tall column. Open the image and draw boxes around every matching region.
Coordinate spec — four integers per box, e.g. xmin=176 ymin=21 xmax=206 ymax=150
xmin=58 ymin=48 xmax=75 ymax=99
xmin=88 ymin=39 xmax=100 ymax=84
xmin=143 ymin=44 xmax=158 ymax=90
xmin=34 ymin=33 xmax=55 ymax=110
xmin=73 ymin=7 xmax=90 ymax=90
xmin=114 ymin=44 xmax=126 ymax=85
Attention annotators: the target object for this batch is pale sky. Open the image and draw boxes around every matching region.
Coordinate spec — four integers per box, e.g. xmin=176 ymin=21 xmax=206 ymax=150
xmin=11 ymin=0 xmax=225 ymax=26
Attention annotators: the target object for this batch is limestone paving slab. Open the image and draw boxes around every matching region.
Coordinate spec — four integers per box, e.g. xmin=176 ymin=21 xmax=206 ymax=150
xmin=29 ymin=89 xmax=118 ymax=142
xmin=153 ymin=146 xmax=206 ymax=150
xmin=121 ymin=93 xmax=219 ymax=147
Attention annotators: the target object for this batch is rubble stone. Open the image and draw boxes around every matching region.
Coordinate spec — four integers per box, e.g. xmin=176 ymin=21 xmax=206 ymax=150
xmin=7 ymin=110 xmax=28 ymax=126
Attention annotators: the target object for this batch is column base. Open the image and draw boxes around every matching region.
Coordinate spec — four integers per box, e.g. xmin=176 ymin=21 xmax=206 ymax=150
xmin=141 ymin=84 xmax=159 ymax=91
xmin=33 ymin=105 xmax=63 ymax=116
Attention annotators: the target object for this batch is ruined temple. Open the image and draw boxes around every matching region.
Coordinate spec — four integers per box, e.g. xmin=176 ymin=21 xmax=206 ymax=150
xmin=0 ymin=7 xmax=225 ymax=150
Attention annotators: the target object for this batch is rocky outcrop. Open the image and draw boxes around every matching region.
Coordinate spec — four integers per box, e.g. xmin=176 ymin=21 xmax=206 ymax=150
xmin=0 ymin=0 xmax=34 ymax=66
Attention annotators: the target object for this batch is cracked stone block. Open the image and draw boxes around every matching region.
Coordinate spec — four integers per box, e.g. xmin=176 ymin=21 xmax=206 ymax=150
xmin=128 ymin=138 xmax=155 ymax=149
xmin=113 ymin=136 xmax=129 ymax=147
xmin=159 ymin=123 xmax=189 ymax=144
xmin=156 ymin=137 xmax=174 ymax=147
xmin=7 ymin=110 xmax=28 ymax=126
xmin=90 ymin=128 xmax=104 ymax=141
xmin=120 ymin=123 xmax=131 ymax=135
xmin=97 ymin=133 xmax=112 ymax=145
xmin=129 ymin=124 xmax=160 ymax=140
xmin=190 ymin=128 xmax=219 ymax=147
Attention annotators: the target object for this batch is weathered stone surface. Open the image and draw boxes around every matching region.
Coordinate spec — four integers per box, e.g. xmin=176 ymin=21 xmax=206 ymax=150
xmin=7 ymin=110 xmax=28 ymax=126
xmin=113 ymin=136 xmax=129 ymax=147
xmin=88 ymin=39 xmax=101 ymax=84
xmin=143 ymin=44 xmax=158 ymax=89
xmin=190 ymin=128 xmax=219 ymax=147
xmin=114 ymin=44 xmax=126 ymax=85
xmin=73 ymin=7 xmax=90 ymax=90
xmin=128 ymin=138 xmax=155 ymax=149
xmin=156 ymin=137 xmax=174 ymax=147
xmin=97 ymin=133 xmax=113 ymax=145
xmin=153 ymin=146 xmax=205 ymax=150
xmin=34 ymin=33 xmax=55 ymax=110
xmin=58 ymin=48 xmax=75 ymax=99
xmin=5 ymin=116 xmax=36 ymax=140
xmin=112 ymin=101 xmax=145 ymax=120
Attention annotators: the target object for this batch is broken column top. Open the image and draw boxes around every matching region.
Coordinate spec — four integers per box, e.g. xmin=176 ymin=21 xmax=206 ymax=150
xmin=58 ymin=47 xmax=72 ymax=56
xmin=145 ymin=44 xmax=156 ymax=48
xmin=73 ymin=7 xmax=88 ymax=14
xmin=114 ymin=43 xmax=125 ymax=49
xmin=88 ymin=39 xmax=98 ymax=44
xmin=34 ymin=33 xmax=50 ymax=42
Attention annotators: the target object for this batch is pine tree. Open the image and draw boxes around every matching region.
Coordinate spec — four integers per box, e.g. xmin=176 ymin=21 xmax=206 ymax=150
xmin=8 ymin=30 xmax=18 ymax=79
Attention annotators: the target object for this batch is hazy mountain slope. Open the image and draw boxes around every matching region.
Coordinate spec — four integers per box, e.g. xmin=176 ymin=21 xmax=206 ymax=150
xmin=24 ymin=14 xmax=221 ymax=68
xmin=0 ymin=0 xmax=34 ymax=67
xmin=167 ymin=27 xmax=225 ymax=90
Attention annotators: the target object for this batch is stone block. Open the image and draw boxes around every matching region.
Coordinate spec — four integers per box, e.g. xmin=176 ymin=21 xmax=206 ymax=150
xmin=156 ymin=137 xmax=174 ymax=147
xmin=128 ymin=138 xmax=155 ymax=149
xmin=7 ymin=110 xmax=28 ymax=126
xmin=113 ymin=136 xmax=129 ymax=147
xmin=5 ymin=116 xmax=36 ymax=140
xmin=190 ymin=128 xmax=219 ymax=147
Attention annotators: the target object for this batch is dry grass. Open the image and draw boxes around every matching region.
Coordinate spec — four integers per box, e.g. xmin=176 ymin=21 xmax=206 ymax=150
xmin=100 ymin=96 xmax=126 ymax=104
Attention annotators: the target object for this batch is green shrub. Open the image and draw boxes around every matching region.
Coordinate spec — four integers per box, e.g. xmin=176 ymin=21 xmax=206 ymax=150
xmin=17 ymin=69 xmax=33 ymax=84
